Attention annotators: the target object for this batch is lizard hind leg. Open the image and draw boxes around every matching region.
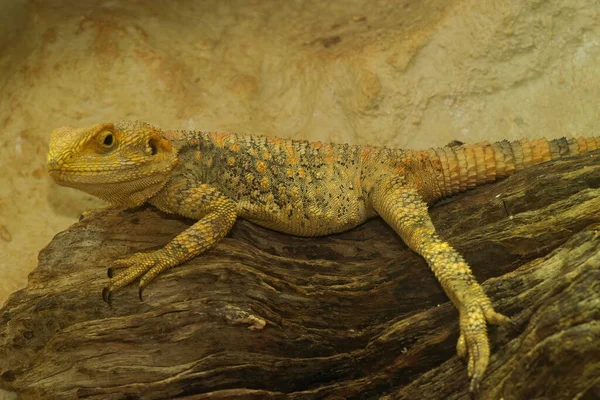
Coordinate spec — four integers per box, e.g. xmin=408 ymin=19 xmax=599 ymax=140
xmin=370 ymin=174 xmax=513 ymax=393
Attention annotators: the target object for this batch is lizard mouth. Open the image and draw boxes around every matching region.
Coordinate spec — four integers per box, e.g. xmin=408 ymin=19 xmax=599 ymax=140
xmin=47 ymin=166 xmax=144 ymax=185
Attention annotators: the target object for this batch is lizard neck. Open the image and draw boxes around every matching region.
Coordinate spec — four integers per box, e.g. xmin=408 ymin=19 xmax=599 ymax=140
xmin=75 ymin=173 xmax=175 ymax=208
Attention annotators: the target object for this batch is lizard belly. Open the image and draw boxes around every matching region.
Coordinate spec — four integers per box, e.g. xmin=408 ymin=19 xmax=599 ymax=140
xmin=236 ymin=194 xmax=368 ymax=237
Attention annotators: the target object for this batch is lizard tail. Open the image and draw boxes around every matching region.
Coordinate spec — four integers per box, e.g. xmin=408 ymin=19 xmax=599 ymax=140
xmin=426 ymin=136 xmax=600 ymax=198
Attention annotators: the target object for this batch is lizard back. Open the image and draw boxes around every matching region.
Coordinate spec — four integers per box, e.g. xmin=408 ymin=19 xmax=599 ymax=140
xmin=169 ymin=130 xmax=374 ymax=236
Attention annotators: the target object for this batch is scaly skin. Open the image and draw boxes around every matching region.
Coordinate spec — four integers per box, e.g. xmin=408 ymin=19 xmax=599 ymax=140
xmin=47 ymin=121 xmax=600 ymax=393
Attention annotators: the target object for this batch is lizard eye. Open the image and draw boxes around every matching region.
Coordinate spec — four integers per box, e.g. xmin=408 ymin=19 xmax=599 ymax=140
xmin=97 ymin=130 xmax=116 ymax=148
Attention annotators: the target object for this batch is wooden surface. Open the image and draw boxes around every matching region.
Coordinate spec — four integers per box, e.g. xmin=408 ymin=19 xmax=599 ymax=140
xmin=1 ymin=151 xmax=599 ymax=400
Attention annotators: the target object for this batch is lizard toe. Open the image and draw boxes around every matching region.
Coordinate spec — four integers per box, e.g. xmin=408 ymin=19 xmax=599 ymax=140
xmin=138 ymin=257 xmax=176 ymax=290
xmin=457 ymin=332 xmax=467 ymax=359
xmin=482 ymin=305 xmax=512 ymax=328
xmin=459 ymin=304 xmax=490 ymax=393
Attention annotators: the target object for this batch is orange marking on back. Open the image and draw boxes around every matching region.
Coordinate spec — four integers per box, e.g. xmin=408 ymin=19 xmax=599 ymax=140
xmin=289 ymin=186 xmax=301 ymax=199
xmin=256 ymin=161 xmax=267 ymax=173
xmin=260 ymin=176 xmax=271 ymax=190
xmin=285 ymin=142 xmax=298 ymax=164
xmin=360 ymin=146 xmax=373 ymax=162
xmin=314 ymin=143 xmax=333 ymax=164
xmin=213 ymin=132 xmax=230 ymax=146
xmin=267 ymin=136 xmax=283 ymax=146
xmin=394 ymin=166 xmax=407 ymax=175
xmin=310 ymin=141 xmax=323 ymax=149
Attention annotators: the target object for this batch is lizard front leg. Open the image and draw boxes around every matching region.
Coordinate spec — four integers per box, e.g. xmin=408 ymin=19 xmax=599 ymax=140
xmin=371 ymin=175 xmax=512 ymax=393
xmin=103 ymin=185 xmax=237 ymax=303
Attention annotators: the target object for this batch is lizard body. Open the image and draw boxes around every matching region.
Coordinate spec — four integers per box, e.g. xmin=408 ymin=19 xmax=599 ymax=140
xmin=47 ymin=121 xmax=600 ymax=393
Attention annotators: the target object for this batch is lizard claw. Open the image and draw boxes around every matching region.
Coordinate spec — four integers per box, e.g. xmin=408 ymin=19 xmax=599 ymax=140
xmin=138 ymin=286 xmax=144 ymax=302
xmin=508 ymin=318 xmax=520 ymax=333
xmin=102 ymin=287 xmax=112 ymax=305
xmin=470 ymin=377 xmax=480 ymax=399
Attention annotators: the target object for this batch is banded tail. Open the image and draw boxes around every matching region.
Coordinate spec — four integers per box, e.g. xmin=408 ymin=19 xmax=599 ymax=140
xmin=424 ymin=136 xmax=600 ymax=198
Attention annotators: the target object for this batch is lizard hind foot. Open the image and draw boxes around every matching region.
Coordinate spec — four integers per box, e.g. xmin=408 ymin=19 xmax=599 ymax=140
xmin=458 ymin=300 xmax=513 ymax=395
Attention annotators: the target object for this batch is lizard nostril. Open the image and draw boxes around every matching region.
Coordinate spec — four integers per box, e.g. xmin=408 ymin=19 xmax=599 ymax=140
xmin=46 ymin=154 xmax=59 ymax=170
xmin=46 ymin=160 xmax=58 ymax=170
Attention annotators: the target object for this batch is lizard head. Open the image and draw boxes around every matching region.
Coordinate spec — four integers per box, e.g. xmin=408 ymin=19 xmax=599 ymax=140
xmin=47 ymin=121 xmax=178 ymax=207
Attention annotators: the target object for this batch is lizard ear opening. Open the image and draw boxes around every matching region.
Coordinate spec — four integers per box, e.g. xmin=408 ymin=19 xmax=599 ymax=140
xmin=149 ymin=139 xmax=158 ymax=155
xmin=147 ymin=137 xmax=172 ymax=156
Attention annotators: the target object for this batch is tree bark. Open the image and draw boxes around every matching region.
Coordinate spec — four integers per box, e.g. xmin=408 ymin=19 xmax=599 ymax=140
xmin=1 ymin=151 xmax=599 ymax=400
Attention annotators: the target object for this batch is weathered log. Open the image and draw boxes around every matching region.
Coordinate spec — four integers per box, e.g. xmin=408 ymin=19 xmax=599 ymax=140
xmin=1 ymin=151 xmax=599 ymax=400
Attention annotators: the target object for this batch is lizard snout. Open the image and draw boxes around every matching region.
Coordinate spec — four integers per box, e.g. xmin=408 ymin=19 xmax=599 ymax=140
xmin=46 ymin=154 xmax=60 ymax=173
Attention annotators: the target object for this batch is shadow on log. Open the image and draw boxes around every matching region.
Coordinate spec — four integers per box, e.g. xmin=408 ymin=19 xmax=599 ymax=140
xmin=1 ymin=151 xmax=599 ymax=400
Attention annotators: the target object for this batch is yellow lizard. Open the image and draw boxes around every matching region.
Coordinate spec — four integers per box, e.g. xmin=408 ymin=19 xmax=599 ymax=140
xmin=46 ymin=121 xmax=600 ymax=393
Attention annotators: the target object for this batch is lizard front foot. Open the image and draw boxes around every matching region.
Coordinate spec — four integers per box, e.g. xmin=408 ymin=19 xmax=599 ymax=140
xmin=455 ymin=289 xmax=513 ymax=394
xmin=103 ymin=250 xmax=175 ymax=304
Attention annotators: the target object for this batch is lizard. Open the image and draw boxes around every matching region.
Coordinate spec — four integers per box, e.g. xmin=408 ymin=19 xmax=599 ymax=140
xmin=46 ymin=121 xmax=600 ymax=394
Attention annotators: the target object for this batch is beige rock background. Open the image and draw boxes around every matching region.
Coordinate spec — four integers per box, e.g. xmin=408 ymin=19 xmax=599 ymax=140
xmin=0 ymin=0 xmax=599 ymax=397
